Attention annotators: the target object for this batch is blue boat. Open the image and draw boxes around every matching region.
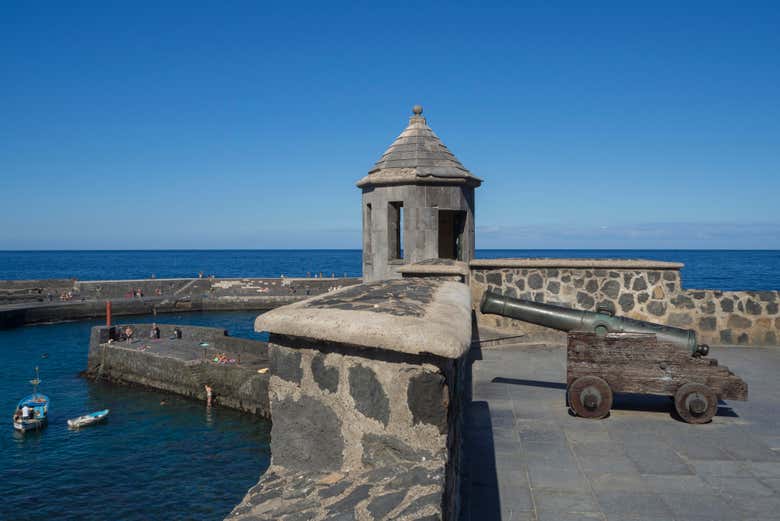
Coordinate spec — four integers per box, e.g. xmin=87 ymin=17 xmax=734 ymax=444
xmin=13 ymin=367 xmax=49 ymax=432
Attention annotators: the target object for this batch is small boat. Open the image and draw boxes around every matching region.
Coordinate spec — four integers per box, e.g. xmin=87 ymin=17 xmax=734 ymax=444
xmin=67 ymin=409 xmax=109 ymax=429
xmin=13 ymin=367 xmax=49 ymax=432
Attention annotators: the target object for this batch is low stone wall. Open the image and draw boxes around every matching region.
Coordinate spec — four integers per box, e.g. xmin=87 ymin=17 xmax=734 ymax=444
xmin=469 ymin=259 xmax=780 ymax=347
xmin=229 ymin=278 xmax=473 ymax=520
xmin=85 ymin=324 xmax=271 ymax=416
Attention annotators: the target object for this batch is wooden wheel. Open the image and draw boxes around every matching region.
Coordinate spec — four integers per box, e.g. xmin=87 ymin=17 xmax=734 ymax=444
xmin=568 ymin=376 xmax=612 ymax=419
xmin=674 ymin=383 xmax=717 ymax=424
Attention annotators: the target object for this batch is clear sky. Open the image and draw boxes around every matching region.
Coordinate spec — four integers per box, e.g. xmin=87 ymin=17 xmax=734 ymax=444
xmin=1 ymin=2 xmax=778 ymax=250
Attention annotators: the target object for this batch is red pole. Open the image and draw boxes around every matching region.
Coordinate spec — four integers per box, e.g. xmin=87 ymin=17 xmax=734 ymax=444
xmin=106 ymin=300 xmax=112 ymax=327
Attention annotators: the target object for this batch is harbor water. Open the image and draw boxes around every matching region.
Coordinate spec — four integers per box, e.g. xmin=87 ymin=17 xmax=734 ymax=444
xmin=0 ymin=311 xmax=270 ymax=521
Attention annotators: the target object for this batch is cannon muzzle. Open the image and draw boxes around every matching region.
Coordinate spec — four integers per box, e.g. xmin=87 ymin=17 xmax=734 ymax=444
xmin=480 ymin=291 xmax=709 ymax=357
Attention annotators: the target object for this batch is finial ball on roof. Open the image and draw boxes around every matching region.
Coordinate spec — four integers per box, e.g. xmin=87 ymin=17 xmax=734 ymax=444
xmin=412 ymin=105 xmax=423 ymax=115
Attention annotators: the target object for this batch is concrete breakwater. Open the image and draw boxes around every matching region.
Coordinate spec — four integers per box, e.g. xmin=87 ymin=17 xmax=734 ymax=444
xmin=0 ymin=276 xmax=361 ymax=329
xmin=86 ymin=323 xmax=271 ymax=416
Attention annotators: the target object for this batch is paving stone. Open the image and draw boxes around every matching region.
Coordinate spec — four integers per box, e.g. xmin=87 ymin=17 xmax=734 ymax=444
xmin=626 ymin=447 xmax=693 ymax=475
xmin=702 ymin=476 xmax=775 ymax=496
xmin=690 ymin=460 xmax=753 ymax=477
xmin=661 ymin=492 xmax=745 ymax=520
xmin=641 ymin=474 xmax=716 ymax=495
xmin=588 ymin=472 xmax=646 ymax=493
xmin=596 ymin=491 xmax=674 ymax=519
xmin=528 ymin=464 xmax=589 ymax=491
xmin=749 ymin=461 xmax=780 ymax=478
xmin=577 ymin=455 xmax=640 ymax=475
xmin=537 ymin=513 xmax=603 ymax=521
xmin=533 ymin=489 xmax=599 ymax=517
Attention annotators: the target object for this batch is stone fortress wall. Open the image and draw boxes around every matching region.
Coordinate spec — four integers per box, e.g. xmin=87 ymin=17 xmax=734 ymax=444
xmin=470 ymin=259 xmax=780 ymax=347
xmin=229 ymin=278 xmax=472 ymax=521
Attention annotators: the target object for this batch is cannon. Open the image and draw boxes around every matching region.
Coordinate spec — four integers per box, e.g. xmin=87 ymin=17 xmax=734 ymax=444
xmin=480 ymin=291 xmax=748 ymax=423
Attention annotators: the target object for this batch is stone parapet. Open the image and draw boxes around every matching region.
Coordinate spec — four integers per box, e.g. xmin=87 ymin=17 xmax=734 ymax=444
xmin=469 ymin=258 xmax=683 ymax=270
xmin=240 ymin=278 xmax=472 ymax=520
xmin=399 ymin=259 xmax=469 ymax=283
xmin=470 ymin=259 xmax=780 ymax=347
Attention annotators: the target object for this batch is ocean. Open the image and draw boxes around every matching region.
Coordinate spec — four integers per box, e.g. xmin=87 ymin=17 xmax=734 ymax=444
xmin=0 ymin=249 xmax=779 ymax=290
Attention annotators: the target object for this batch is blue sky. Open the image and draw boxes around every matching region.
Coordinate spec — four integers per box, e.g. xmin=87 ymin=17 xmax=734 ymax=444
xmin=1 ymin=2 xmax=778 ymax=249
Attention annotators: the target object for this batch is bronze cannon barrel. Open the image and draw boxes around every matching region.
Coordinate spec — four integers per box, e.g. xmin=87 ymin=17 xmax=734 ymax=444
xmin=480 ymin=290 xmax=709 ymax=357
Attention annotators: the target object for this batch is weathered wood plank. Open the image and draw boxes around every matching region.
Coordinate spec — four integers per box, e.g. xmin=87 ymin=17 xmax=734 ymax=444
xmin=566 ymin=332 xmax=748 ymax=401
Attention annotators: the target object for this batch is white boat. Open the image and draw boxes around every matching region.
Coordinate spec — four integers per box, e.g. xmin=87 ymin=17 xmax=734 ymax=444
xmin=67 ymin=409 xmax=109 ymax=429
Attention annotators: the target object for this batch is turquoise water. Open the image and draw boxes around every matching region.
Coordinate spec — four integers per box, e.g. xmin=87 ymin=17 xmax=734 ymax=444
xmin=0 ymin=311 xmax=270 ymax=521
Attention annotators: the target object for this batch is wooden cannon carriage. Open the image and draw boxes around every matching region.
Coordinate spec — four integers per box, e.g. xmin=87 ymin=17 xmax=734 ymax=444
xmin=566 ymin=332 xmax=747 ymax=423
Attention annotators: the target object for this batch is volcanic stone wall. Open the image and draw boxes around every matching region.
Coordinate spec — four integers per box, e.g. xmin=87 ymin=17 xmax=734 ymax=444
xmin=470 ymin=259 xmax=780 ymax=347
xmin=227 ymin=335 xmax=463 ymax=520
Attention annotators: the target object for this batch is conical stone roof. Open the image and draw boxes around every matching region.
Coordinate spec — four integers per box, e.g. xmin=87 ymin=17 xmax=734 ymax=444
xmin=356 ymin=105 xmax=482 ymax=188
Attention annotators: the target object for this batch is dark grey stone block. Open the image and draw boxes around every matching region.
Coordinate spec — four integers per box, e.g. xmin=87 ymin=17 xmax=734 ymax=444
xmin=361 ymin=433 xmax=433 ymax=467
xmin=746 ymin=298 xmax=763 ymax=315
xmin=367 ymin=491 xmax=406 ymax=519
xmin=577 ymin=292 xmax=595 ymax=309
xmin=319 ymin=480 xmax=351 ymax=499
xmin=388 ymin=466 xmax=440 ymax=489
xmin=396 ymin=492 xmax=441 ymax=518
xmin=270 ymin=345 xmax=302 ymax=384
xmin=670 ymin=294 xmax=694 ymax=309
xmin=647 ymin=301 xmax=667 ymax=316
xmin=700 ymin=316 xmax=717 ymax=330
xmin=272 ymin=395 xmax=344 ymax=471
xmin=327 ymin=484 xmax=371 ymax=515
xmin=349 ymin=365 xmax=390 ymax=426
xmin=618 ymin=292 xmax=635 ymax=312
xmin=407 ymin=371 xmax=448 ymax=433
xmin=486 ymin=272 xmax=502 ymax=286
xmin=311 ymin=353 xmax=339 ymax=393
xmin=602 ymin=280 xmax=621 ymax=299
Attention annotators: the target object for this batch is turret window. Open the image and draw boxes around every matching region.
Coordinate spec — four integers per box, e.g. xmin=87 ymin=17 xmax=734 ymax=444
xmin=388 ymin=201 xmax=404 ymax=260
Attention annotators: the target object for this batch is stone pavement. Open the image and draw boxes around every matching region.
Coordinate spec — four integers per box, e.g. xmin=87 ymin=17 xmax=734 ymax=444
xmin=460 ymin=343 xmax=780 ymax=521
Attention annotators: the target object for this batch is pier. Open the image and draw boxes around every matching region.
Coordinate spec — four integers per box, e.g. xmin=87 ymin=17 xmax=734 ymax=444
xmin=0 ymin=276 xmax=361 ymax=329
xmin=86 ymin=323 xmax=271 ymax=416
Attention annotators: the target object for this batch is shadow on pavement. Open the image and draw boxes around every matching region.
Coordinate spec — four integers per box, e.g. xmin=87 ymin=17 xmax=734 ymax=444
xmin=459 ymin=343 xmax=501 ymax=521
